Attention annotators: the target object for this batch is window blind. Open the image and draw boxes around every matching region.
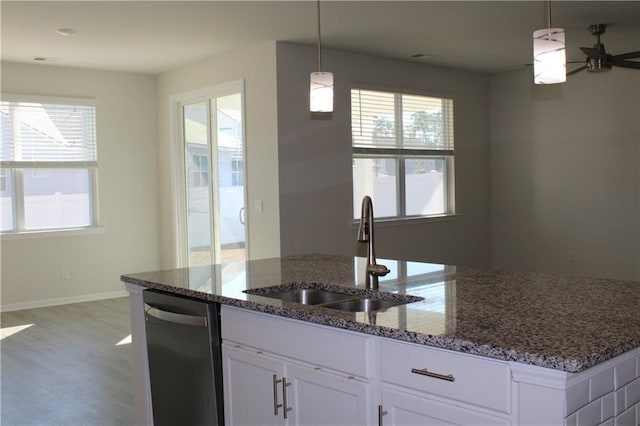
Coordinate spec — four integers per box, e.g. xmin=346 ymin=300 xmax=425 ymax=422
xmin=0 ymin=100 xmax=97 ymax=164
xmin=351 ymin=88 xmax=453 ymax=151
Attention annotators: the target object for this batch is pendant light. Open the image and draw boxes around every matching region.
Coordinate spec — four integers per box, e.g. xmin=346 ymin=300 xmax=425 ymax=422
xmin=533 ymin=0 xmax=566 ymax=84
xmin=310 ymin=0 xmax=333 ymax=112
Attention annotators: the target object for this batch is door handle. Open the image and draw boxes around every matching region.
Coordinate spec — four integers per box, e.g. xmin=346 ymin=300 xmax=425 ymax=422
xmin=239 ymin=207 xmax=245 ymax=225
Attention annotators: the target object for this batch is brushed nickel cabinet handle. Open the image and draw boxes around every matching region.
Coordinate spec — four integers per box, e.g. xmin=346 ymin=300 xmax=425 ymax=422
xmin=282 ymin=377 xmax=292 ymax=419
xmin=411 ymin=368 xmax=455 ymax=382
xmin=378 ymin=405 xmax=388 ymax=426
xmin=272 ymin=375 xmax=283 ymax=416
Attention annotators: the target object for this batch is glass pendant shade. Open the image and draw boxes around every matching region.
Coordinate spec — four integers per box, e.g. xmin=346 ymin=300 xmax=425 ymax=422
xmin=310 ymin=71 xmax=334 ymax=112
xmin=533 ymin=28 xmax=567 ymax=84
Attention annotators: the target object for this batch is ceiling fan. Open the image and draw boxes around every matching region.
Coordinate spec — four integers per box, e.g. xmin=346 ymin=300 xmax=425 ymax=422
xmin=567 ymin=24 xmax=640 ymax=75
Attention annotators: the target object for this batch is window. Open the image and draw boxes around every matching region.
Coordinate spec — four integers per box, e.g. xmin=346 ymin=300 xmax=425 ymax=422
xmin=190 ymin=153 xmax=209 ymax=188
xmin=0 ymin=96 xmax=98 ymax=233
xmin=351 ymin=88 xmax=454 ymax=220
xmin=231 ymin=157 xmax=243 ymax=187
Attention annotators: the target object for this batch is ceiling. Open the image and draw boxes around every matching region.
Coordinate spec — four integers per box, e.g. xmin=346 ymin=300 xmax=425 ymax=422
xmin=2 ymin=1 xmax=639 ymax=75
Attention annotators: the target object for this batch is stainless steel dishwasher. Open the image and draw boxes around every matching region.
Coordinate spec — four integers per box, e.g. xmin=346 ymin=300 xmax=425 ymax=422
xmin=143 ymin=289 xmax=224 ymax=425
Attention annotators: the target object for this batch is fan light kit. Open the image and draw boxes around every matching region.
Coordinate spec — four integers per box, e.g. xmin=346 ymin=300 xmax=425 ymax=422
xmin=533 ymin=0 xmax=566 ymax=84
xmin=310 ymin=0 xmax=333 ymax=113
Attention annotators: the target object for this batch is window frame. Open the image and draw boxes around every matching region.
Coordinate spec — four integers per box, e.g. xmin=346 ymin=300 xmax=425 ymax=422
xmin=0 ymin=94 xmax=101 ymax=237
xmin=351 ymin=86 xmax=456 ymax=222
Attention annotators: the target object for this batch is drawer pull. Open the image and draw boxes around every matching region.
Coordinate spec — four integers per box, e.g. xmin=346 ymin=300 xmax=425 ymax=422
xmin=411 ymin=368 xmax=455 ymax=382
xmin=378 ymin=405 xmax=388 ymax=426
xmin=272 ymin=375 xmax=283 ymax=415
xmin=282 ymin=377 xmax=292 ymax=419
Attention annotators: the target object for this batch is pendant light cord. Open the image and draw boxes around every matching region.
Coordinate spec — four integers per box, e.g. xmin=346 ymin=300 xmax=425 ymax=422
xmin=316 ymin=0 xmax=323 ymax=72
xmin=547 ymin=0 xmax=552 ymax=28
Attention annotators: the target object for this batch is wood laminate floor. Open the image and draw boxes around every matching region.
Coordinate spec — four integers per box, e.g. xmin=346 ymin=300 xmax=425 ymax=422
xmin=1 ymin=297 xmax=134 ymax=425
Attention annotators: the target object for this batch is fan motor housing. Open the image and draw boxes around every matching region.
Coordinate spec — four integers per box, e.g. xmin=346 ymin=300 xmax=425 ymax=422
xmin=587 ymin=57 xmax=612 ymax=72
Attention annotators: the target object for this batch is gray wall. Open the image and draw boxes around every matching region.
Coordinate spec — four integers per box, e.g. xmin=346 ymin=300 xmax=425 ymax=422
xmin=490 ymin=67 xmax=640 ymax=280
xmin=276 ymin=42 xmax=491 ymax=267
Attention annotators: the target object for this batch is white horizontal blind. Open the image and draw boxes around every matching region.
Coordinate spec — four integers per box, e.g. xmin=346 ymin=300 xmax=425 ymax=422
xmin=1 ymin=100 xmax=97 ymax=164
xmin=401 ymin=94 xmax=453 ymax=150
xmin=352 ymin=89 xmax=396 ymax=148
xmin=351 ymin=88 xmax=453 ymax=151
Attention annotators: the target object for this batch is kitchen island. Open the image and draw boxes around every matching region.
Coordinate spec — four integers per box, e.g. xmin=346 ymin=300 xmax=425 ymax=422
xmin=122 ymin=254 xmax=640 ymax=425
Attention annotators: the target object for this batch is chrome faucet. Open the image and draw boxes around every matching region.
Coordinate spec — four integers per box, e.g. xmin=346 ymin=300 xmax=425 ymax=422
xmin=357 ymin=195 xmax=390 ymax=290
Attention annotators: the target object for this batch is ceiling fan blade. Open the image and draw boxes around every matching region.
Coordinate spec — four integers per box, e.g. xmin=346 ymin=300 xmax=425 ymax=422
xmin=567 ymin=65 xmax=588 ymax=76
xmin=612 ymin=51 xmax=640 ymax=60
xmin=524 ymin=60 xmax=585 ymax=67
xmin=612 ymin=60 xmax=640 ymax=69
xmin=580 ymin=47 xmax=606 ymax=59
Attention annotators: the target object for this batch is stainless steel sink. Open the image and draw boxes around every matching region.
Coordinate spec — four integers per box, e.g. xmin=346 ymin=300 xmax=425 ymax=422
xmin=244 ymin=284 xmax=423 ymax=313
xmin=255 ymin=288 xmax=354 ymax=305
xmin=321 ymin=298 xmax=405 ymax=312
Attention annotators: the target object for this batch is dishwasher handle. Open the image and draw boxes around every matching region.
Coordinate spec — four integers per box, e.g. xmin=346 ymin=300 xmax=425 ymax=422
xmin=144 ymin=303 xmax=208 ymax=327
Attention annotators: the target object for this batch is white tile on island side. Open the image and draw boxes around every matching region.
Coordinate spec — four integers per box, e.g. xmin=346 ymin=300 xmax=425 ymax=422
xmin=615 ymin=356 xmax=638 ymax=390
xmin=565 ymin=412 xmax=577 ymax=426
xmin=625 ymin=377 xmax=640 ymax=408
xmin=613 ymin=405 xmax=637 ymax=426
xmin=567 ymin=380 xmax=591 ymax=414
xmin=601 ymin=393 xmax=615 ymax=422
xmin=576 ymin=399 xmax=600 ymax=426
xmin=591 ymin=368 xmax=615 ymax=401
xmin=615 ymin=388 xmax=626 ymax=416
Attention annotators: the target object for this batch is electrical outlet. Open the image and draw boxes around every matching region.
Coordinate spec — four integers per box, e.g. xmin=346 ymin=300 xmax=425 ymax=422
xmin=254 ymin=200 xmax=263 ymax=213
xmin=60 ymin=266 xmax=70 ymax=280
xmin=567 ymin=250 xmax=575 ymax=264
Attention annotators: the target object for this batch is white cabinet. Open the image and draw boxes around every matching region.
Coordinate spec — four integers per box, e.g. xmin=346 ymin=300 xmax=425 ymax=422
xmin=221 ymin=307 xmax=374 ymax=426
xmin=222 ymin=344 xmax=371 ymax=425
xmin=379 ymin=339 xmax=512 ymax=425
xmin=222 ymin=344 xmax=286 ymax=426
xmin=287 ymin=363 xmax=371 ymax=426
xmin=128 ymin=295 xmax=640 ymax=426
xmin=381 ymin=388 xmax=511 ymax=426
xmin=380 ymin=339 xmax=512 ymax=413
xmin=221 ymin=306 xmax=511 ymax=426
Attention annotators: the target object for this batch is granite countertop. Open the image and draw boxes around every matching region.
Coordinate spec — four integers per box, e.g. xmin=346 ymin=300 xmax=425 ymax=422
xmin=121 ymin=254 xmax=640 ymax=373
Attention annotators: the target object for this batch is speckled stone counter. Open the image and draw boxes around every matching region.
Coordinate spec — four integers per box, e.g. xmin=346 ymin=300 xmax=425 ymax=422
xmin=121 ymin=254 xmax=640 ymax=373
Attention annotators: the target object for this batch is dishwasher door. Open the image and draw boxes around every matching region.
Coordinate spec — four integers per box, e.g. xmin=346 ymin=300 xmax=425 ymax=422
xmin=143 ymin=290 xmax=223 ymax=426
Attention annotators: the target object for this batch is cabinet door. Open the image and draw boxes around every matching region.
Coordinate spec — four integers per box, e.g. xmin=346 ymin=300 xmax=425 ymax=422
xmin=382 ymin=388 xmax=511 ymax=426
xmin=222 ymin=344 xmax=286 ymax=426
xmin=287 ymin=363 xmax=373 ymax=426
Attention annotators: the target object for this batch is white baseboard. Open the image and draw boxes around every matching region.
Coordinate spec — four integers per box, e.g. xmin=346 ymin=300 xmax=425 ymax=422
xmin=1 ymin=290 xmax=129 ymax=312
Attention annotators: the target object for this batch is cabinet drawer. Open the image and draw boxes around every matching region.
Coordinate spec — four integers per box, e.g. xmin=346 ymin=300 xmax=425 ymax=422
xmin=222 ymin=306 xmax=373 ymax=378
xmin=383 ymin=388 xmax=511 ymax=426
xmin=380 ymin=339 xmax=512 ymax=413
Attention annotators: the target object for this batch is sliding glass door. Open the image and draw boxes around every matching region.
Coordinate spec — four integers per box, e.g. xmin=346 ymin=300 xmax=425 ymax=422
xmin=180 ymin=88 xmax=246 ymax=267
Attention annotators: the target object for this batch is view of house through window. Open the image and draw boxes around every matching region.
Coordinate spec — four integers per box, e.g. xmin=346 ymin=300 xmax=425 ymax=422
xmin=351 ymin=88 xmax=454 ymax=219
xmin=0 ymin=97 xmax=97 ymax=233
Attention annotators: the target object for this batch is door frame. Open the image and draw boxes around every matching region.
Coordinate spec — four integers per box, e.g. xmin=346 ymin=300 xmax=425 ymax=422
xmin=169 ymin=80 xmax=248 ymax=268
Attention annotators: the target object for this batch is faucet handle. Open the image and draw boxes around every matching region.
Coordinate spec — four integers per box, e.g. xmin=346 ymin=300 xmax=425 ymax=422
xmin=368 ymin=263 xmax=390 ymax=277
